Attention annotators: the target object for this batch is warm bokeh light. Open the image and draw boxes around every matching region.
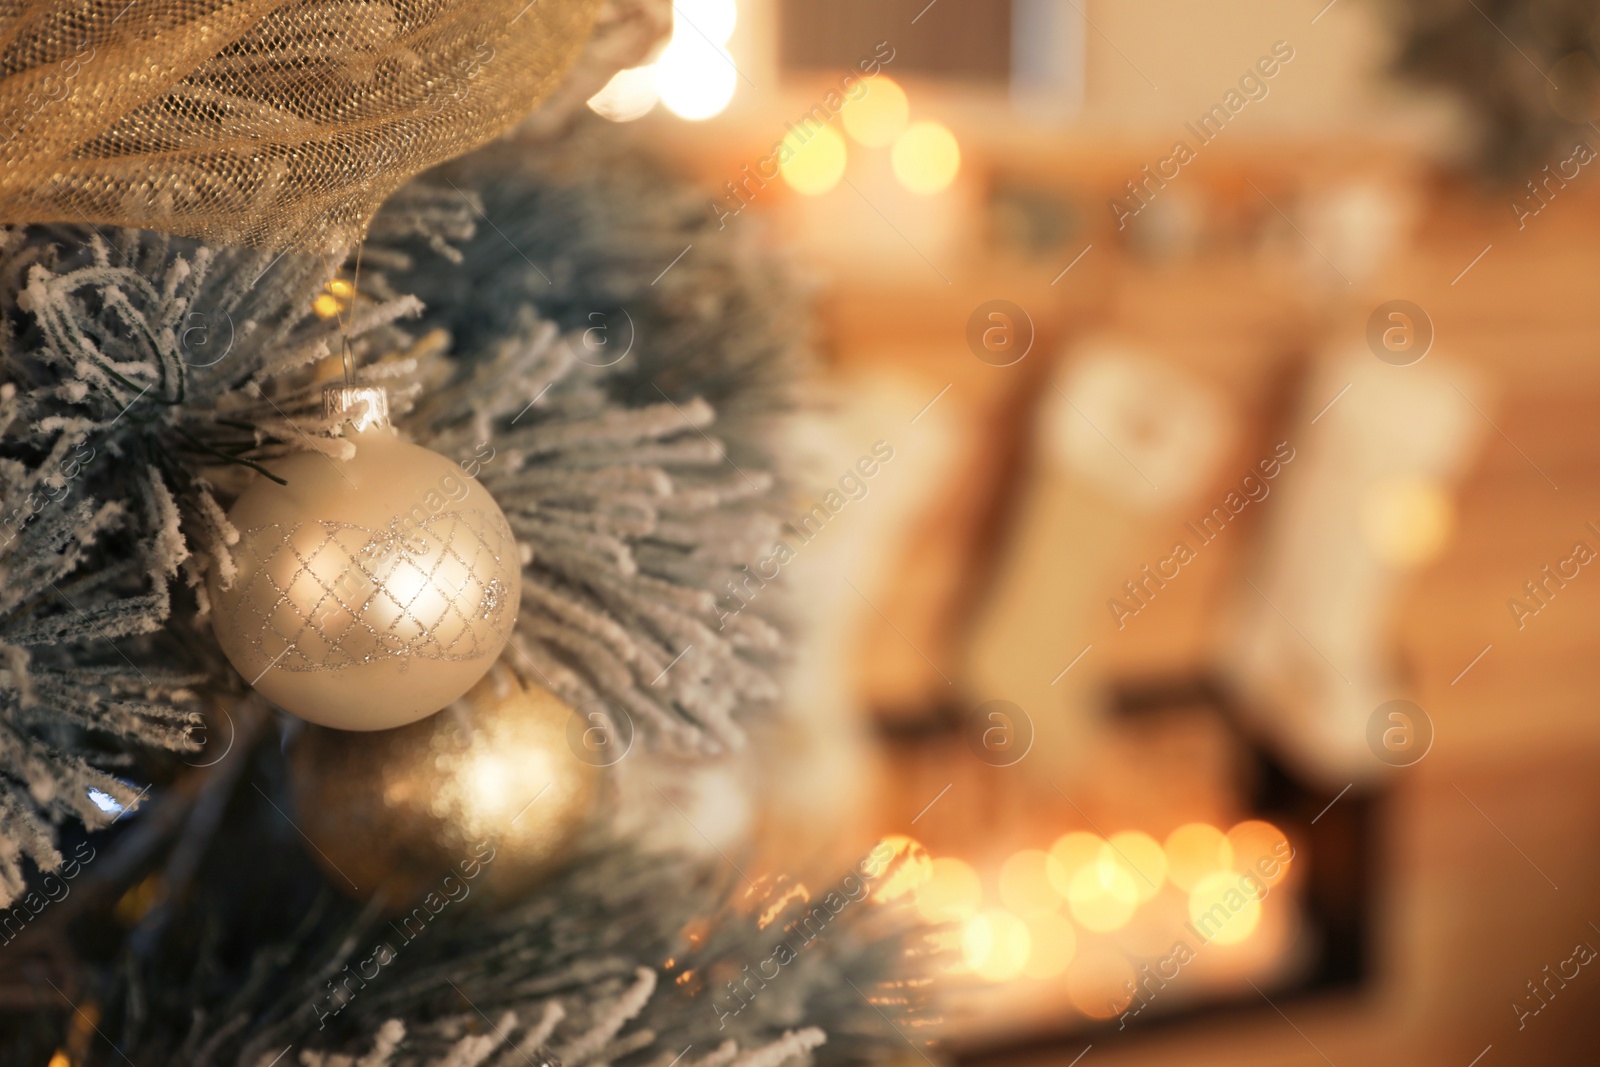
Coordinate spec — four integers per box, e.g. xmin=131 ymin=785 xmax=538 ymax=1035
xmin=1021 ymin=911 xmax=1078 ymax=980
xmin=872 ymin=834 xmax=933 ymax=903
xmin=1164 ymin=823 xmax=1234 ymax=892
xmin=780 ymin=123 xmax=848 ymax=196
xmin=891 ymin=120 xmax=961 ymax=195
xmin=655 ymin=36 xmax=737 ymax=121
xmin=1103 ymin=831 xmax=1168 ymax=902
xmin=840 ymin=76 xmax=910 ymax=147
xmin=1047 ymin=831 xmax=1106 ymax=894
xmin=1361 ymin=477 xmax=1454 ymax=566
xmin=1066 ymin=945 xmax=1136 ymax=1019
xmin=312 ymin=293 xmax=342 ymax=318
xmin=674 ymin=0 xmax=736 ymax=43
xmin=1065 ymin=857 xmax=1139 ymax=932
xmin=587 ymin=65 xmax=659 ymax=123
xmin=1189 ymin=870 xmax=1263 ymax=945
xmin=1226 ymin=820 xmax=1294 ymax=889
xmin=998 ymin=848 xmax=1067 ymax=915
xmin=963 ymin=909 xmax=1032 ymax=982
xmin=914 ymin=856 xmax=983 ymax=923
xmin=1115 ymin=891 xmax=1190 ymax=957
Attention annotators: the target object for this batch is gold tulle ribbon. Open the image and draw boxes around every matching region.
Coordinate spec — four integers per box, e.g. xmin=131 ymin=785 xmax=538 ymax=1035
xmin=0 ymin=0 xmax=602 ymax=251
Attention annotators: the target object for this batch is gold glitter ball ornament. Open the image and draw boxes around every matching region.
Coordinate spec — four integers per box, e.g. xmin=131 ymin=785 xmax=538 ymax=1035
xmin=288 ymin=671 xmax=600 ymax=904
xmin=209 ymin=388 xmax=522 ymax=730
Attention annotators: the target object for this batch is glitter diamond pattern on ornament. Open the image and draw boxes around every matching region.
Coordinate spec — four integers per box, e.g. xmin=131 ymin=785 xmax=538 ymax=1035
xmin=230 ymin=509 xmax=516 ymax=672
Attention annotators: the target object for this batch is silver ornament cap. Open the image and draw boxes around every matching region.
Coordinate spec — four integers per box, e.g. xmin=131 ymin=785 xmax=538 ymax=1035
xmin=323 ymin=384 xmax=390 ymax=432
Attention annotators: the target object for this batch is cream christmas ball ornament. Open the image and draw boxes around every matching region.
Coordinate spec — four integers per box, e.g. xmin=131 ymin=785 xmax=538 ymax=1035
xmin=209 ymin=386 xmax=522 ymax=730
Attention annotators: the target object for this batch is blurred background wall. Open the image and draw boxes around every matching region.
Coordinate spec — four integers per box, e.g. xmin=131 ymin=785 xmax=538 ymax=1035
xmin=586 ymin=1 xmax=1600 ymax=1063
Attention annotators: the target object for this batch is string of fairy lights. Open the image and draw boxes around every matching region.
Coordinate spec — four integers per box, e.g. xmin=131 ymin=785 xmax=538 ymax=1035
xmin=878 ymin=818 xmax=1299 ymax=1020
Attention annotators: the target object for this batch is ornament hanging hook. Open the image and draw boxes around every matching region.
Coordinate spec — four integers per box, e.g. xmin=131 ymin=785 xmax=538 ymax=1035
xmin=323 ymin=236 xmax=386 ymax=432
xmin=341 ymin=333 xmax=355 ymax=387
xmin=328 ymin=237 xmax=366 ymax=388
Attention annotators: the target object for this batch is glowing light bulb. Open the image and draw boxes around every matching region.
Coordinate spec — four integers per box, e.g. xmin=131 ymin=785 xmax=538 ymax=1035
xmin=1189 ymin=870 xmax=1263 ymax=945
xmin=780 ymin=123 xmax=847 ymax=195
xmin=656 ymin=36 xmax=736 ymax=121
xmin=914 ymin=856 xmax=983 ymax=923
xmin=1047 ymin=831 xmax=1105 ymax=896
xmin=1163 ymin=823 xmax=1233 ymax=892
xmin=891 ymin=120 xmax=960 ymax=195
xmin=675 ymin=0 xmax=737 ymax=43
xmin=1066 ymin=858 xmax=1138 ymax=932
xmin=314 ymin=279 xmax=352 ymax=318
xmin=963 ymin=909 xmax=1032 ymax=982
xmin=1227 ymin=820 xmax=1293 ymax=889
xmin=588 ymin=65 xmax=659 ymax=122
xmin=1103 ymin=831 xmax=1167 ymax=903
xmin=840 ymin=76 xmax=909 ymax=146
xmin=1022 ymin=911 xmax=1078 ymax=979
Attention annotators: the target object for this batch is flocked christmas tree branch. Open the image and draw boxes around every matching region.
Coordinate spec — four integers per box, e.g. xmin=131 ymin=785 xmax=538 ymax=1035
xmin=0 ymin=119 xmax=804 ymax=905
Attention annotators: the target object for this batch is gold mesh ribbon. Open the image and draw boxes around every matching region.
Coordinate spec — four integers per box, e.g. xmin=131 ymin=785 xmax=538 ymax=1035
xmin=0 ymin=0 xmax=603 ymax=251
